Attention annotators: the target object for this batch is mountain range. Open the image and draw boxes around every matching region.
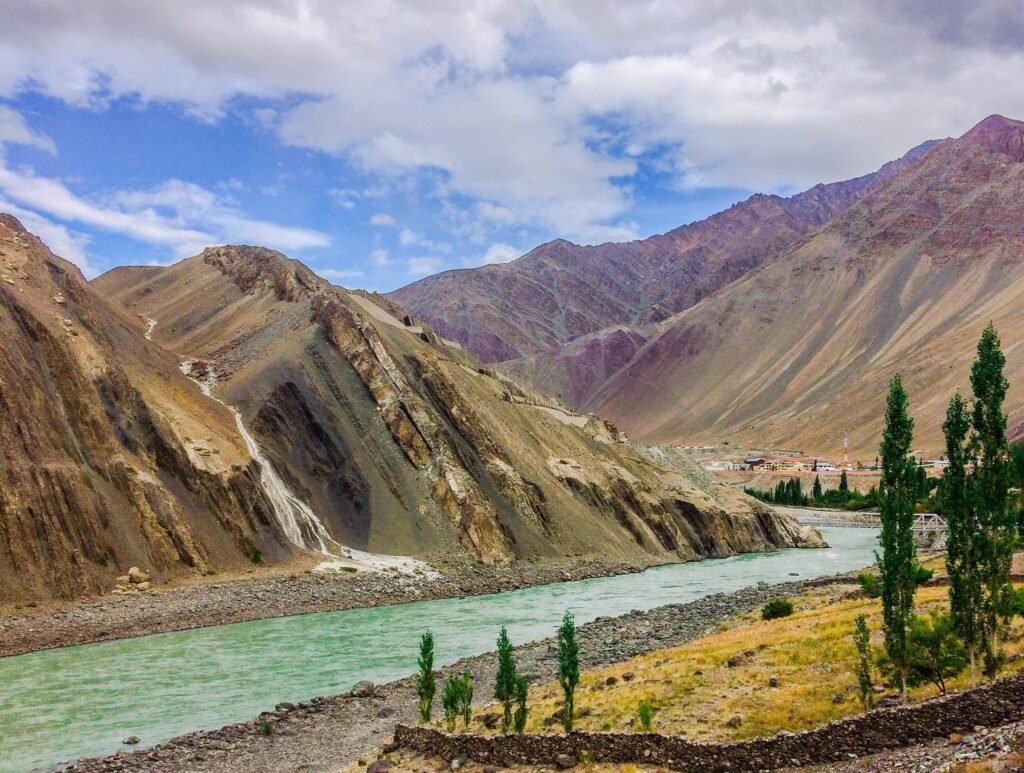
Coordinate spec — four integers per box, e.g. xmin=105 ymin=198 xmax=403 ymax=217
xmin=0 ymin=215 xmax=816 ymax=603
xmin=395 ymin=115 xmax=1024 ymax=458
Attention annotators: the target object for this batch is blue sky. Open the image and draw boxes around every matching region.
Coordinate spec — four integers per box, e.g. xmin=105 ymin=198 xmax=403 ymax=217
xmin=2 ymin=2 xmax=1023 ymax=291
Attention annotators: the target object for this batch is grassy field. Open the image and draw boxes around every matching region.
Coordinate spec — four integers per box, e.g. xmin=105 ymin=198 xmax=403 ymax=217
xmin=497 ymin=582 xmax=1024 ymax=742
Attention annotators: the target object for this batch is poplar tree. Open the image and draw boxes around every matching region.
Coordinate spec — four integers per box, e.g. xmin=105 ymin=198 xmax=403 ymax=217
xmin=513 ymin=674 xmax=529 ymax=733
xmin=813 ymin=475 xmax=823 ymax=502
xmin=968 ymin=324 xmax=1015 ymax=677
xmin=943 ymin=391 xmax=981 ymax=680
xmin=878 ymin=374 xmax=918 ymax=699
xmin=557 ymin=611 xmax=580 ymax=732
xmin=840 ymin=470 xmax=849 ymax=492
xmin=853 ymin=614 xmax=874 ymax=710
xmin=416 ymin=631 xmax=436 ymax=723
xmin=494 ymin=626 xmax=517 ymax=733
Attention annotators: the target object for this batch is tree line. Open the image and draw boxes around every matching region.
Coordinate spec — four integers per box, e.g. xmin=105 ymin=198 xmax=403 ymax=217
xmin=856 ymin=324 xmax=1024 ymax=703
xmin=415 ymin=610 xmax=581 ymax=734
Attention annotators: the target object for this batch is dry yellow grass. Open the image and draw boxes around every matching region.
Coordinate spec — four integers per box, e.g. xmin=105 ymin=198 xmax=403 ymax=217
xmin=492 ymin=584 xmax=1024 ymax=742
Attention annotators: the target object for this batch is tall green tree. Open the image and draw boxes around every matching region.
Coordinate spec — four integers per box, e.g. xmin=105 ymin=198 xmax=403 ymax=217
xmin=494 ymin=626 xmax=518 ymax=733
xmin=943 ymin=391 xmax=982 ymax=680
xmin=878 ymin=374 xmax=919 ymax=699
xmin=513 ymin=674 xmax=529 ymax=733
xmin=839 ymin=470 xmax=849 ymax=492
xmin=416 ymin=631 xmax=436 ymax=723
xmin=853 ymin=614 xmax=874 ymax=710
xmin=968 ymin=323 xmax=1015 ymax=678
xmin=813 ymin=475 xmax=823 ymax=501
xmin=915 ymin=465 xmax=929 ymax=500
xmin=557 ymin=611 xmax=580 ymax=732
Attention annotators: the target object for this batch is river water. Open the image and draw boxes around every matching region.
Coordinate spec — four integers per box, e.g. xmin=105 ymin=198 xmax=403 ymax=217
xmin=0 ymin=528 xmax=878 ymax=772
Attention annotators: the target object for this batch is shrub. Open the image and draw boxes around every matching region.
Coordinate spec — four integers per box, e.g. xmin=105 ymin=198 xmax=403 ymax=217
xmin=637 ymin=699 xmax=654 ymax=731
xmin=258 ymin=720 xmax=274 ymax=736
xmin=441 ymin=675 xmax=461 ymax=731
xmin=879 ymin=610 xmax=967 ymax=694
xmin=761 ymin=598 xmax=794 ymax=620
xmin=1010 ymin=587 xmax=1024 ymax=618
xmin=858 ymin=572 xmax=881 ymax=598
xmin=912 ymin=564 xmax=934 ymax=585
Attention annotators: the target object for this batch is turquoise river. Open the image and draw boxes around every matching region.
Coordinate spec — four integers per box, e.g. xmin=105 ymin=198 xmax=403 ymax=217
xmin=0 ymin=528 xmax=879 ymax=771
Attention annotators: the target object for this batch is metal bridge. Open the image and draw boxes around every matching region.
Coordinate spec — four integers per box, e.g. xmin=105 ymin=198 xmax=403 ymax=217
xmin=793 ymin=510 xmax=947 ymax=532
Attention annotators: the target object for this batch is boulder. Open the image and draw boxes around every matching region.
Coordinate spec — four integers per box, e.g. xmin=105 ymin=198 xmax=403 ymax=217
xmin=127 ymin=567 xmax=150 ymax=584
xmin=351 ymin=680 xmax=376 ymax=697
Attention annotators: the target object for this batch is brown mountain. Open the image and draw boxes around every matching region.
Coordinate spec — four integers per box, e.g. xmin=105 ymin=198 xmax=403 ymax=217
xmin=0 ymin=215 xmax=291 ymax=604
xmin=587 ymin=115 xmax=1024 ymax=458
xmin=389 ymin=142 xmax=936 ymax=364
xmin=85 ymin=245 xmax=818 ymax=591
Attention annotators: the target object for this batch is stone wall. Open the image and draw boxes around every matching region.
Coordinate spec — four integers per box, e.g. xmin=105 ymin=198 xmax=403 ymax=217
xmin=395 ymin=672 xmax=1024 ymax=771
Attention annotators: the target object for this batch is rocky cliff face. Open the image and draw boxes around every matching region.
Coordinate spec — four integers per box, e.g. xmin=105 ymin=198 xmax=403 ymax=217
xmin=389 ymin=142 xmax=936 ymax=366
xmin=0 ymin=216 xmax=289 ymax=604
xmin=95 ymin=245 xmax=820 ymax=576
xmin=589 ymin=115 xmax=1024 ymax=457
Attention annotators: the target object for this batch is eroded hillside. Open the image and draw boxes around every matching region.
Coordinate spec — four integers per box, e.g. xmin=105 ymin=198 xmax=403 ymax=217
xmin=0 ymin=215 xmax=290 ymax=604
xmin=95 ymin=245 xmax=819 ymax=574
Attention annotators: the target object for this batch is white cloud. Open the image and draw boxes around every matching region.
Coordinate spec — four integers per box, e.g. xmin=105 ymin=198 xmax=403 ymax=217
xmin=0 ymin=165 xmax=329 ymax=261
xmin=478 ymin=242 xmax=520 ymax=265
xmin=370 ymin=247 xmax=391 ymax=266
xmin=3 ymin=2 xmax=1024 ymax=240
xmin=476 ymin=202 xmax=517 ymax=224
xmin=369 ymin=213 xmax=397 ymax=227
xmin=407 ymin=256 xmax=444 ymax=275
xmin=0 ymin=197 xmax=97 ymax=277
xmin=0 ymin=106 xmax=56 ymax=153
xmin=398 ymin=227 xmax=452 ymax=253
xmin=317 ymin=266 xmax=364 ymax=284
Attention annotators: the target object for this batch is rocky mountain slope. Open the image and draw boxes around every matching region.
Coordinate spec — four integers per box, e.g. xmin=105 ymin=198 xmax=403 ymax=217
xmin=389 ymin=142 xmax=936 ymax=365
xmin=588 ymin=115 xmax=1024 ymax=457
xmin=2 ymin=219 xmax=819 ymax=603
xmin=0 ymin=215 xmax=291 ymax=604
xmin=94 ymin=246 xmax=821 ymax=574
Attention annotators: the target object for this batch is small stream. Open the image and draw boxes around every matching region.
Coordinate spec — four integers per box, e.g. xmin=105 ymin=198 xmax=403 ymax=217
xmin=0 ymin=528 xmax=878 ymax=772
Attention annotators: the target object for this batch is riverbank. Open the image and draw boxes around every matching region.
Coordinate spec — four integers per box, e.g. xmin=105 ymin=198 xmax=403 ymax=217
xmin=0 ymin=554 xmax=676 ymax=658
xmin=61 ymin=576 xmax=840 ymax=772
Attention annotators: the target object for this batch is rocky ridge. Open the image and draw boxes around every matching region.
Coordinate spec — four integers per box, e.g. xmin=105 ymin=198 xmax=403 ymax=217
xmin=389 ymin=141 xmax=936 ymax=366
xmin=95 ymin=244 xmax=819 ymax=578
xmin=588 ymin=114 xmax=1024 ymax=457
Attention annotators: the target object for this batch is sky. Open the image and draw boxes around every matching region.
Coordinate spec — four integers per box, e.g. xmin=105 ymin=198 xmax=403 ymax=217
xmin=2 ymin=2 xmax=1024 ymax=290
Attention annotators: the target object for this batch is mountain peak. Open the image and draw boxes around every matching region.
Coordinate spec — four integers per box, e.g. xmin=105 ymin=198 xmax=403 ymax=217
xmin=958 ymin=114 xmax=1024 ymax=160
